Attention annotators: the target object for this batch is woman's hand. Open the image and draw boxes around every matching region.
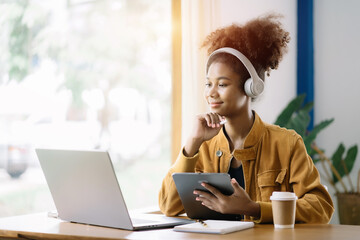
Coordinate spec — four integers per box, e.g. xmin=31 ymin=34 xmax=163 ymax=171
xmin=184 ymin=113 xmax=225 ymax=157
xmin=193 ymin=178 xmax=260 ymax=217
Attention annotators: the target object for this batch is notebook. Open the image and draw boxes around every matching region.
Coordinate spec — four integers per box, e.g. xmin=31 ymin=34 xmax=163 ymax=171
xmin=174 ymin=220 xmax=254 ymax=234
xmin=35 ymin=148 xmax=192 ymax=230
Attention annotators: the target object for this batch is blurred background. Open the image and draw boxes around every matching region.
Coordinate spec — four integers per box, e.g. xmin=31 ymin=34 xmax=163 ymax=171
xmin=0 ymin=0 xmax=171 ymax=216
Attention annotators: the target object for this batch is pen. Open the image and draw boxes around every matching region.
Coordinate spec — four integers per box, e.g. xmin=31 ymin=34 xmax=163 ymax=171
xmin=196 ymin=219 xmax=208 ymax=227
xmin=220 ymin=119 xmax=227 ymax=125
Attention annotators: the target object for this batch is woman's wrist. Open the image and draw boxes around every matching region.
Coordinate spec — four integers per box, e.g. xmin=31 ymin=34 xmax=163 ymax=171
xmin=243 ymin=201 xmax=260 ymax=218
xmin=183 ymin=137 xmax=203 ymax=157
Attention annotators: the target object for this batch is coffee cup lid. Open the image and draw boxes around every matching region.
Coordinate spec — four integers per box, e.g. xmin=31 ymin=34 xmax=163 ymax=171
xmin=270 ymin=191 xmax=298 ymax=201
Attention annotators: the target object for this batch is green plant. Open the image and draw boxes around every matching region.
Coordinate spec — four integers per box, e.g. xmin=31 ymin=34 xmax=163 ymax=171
xmin=275 ymin=94 xmax=358 ymax=193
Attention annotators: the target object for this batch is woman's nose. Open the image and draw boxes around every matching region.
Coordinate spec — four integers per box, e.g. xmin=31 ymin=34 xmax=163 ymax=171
xmin=206 ymin=86 xmax=218 ymax=98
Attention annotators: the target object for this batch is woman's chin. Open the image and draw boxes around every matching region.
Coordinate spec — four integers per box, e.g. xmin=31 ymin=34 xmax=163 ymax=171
xmin=209 ymin=108 xmax=225 ymax=115
xmin=209 ymin=108 xmax=219 ymax=112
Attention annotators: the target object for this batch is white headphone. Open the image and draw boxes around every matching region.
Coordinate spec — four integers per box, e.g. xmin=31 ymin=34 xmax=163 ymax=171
xmin=206 ymin=47 xmax=264 ymax=98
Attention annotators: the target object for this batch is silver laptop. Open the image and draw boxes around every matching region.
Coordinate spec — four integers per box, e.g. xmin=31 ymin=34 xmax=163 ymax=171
xmin=35 ymin=148 xmax=192 ymax=230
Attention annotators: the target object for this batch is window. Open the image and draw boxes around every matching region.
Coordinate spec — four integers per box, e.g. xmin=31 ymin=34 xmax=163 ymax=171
xmin=0 ymin=0 xmax=171 ymax=215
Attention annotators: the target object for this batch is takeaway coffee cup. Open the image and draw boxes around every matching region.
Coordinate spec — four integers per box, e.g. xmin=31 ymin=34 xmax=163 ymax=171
xmin=270 ymin=192 xmax=298 ymax=229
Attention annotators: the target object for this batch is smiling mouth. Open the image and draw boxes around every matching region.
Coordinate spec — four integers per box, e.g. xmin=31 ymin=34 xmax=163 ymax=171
xmin=209 ymin=102 xmax=223 ymax=108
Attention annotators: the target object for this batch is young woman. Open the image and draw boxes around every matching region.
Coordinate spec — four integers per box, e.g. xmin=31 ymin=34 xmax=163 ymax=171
xmin=159 ymin=14 xmax=334 ymax=223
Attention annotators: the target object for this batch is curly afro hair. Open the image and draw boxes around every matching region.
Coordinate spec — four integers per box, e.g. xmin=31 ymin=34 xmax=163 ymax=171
xmin=202 ymin=14 xmax=290 ymax=79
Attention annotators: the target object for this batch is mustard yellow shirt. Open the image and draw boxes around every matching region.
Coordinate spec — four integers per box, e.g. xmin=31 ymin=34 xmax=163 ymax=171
xmin=159 ymin=112 xmax=334 ymax=223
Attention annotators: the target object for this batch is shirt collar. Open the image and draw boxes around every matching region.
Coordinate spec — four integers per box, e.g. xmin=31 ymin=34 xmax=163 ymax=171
xmin=242 ymin=111 xmax=265 ymax=149
xmin=216 ymin=111 xmax=265 ymax=161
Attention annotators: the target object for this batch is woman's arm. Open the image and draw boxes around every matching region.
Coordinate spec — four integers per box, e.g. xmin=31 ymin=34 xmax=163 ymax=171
xmin=255 ymin=137 xmax=334 ymax=223
xmin=158 ymin=148 xmax=199 ymax=216
xmin=289 ymin=137 xmax=334 ymax=223
xmin=159 ymin=112 xmax=225 ymax=216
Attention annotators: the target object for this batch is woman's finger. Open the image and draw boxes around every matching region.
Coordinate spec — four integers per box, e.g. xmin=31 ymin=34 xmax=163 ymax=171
xmin=201 ymin=201 xmax=216 ymax=211
xmin=208 ymin=113 xmax=218 ymax=128
xmin=201 ymin=114 xmax=211 ymax=127
xmin=193 ymin=190 xmax=213 ymax=199
xmin=194 ymin=192 xmax=217 ymax=211
xmin=199 ymin=112 xmax=225 ymax=128
xmin=201 ymin=182 xmax=222 ymax=198
xmin=230 ymin=178 xmax=243 ymax=193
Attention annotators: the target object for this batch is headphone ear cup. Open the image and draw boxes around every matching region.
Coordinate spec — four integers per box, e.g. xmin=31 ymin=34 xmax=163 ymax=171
xmin=244 ymin=78 xmax=256 ymax=98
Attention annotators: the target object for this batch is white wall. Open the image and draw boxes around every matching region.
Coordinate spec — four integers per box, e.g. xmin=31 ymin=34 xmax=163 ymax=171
xmin=314 ymin=0 xmax=360 ymax=224
xmin=218 ymin=0 xmax=297 ymax=124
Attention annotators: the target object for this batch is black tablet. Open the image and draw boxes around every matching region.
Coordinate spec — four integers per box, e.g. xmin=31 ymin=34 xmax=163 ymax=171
xmin=172 ymin=173 xmax=241 ymax=220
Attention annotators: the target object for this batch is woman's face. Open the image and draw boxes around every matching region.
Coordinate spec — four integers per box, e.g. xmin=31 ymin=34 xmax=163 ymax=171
xmin=204 ymin=61 xmax=249 ymax=117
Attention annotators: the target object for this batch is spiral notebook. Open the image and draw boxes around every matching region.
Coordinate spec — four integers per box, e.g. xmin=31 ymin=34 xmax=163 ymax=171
xmin=173 ymin=220 xmax=254 ymax=234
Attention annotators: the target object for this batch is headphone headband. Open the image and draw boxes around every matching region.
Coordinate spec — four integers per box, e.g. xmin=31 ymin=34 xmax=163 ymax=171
xmin=206 ymin=47 xmax=264 ymax=97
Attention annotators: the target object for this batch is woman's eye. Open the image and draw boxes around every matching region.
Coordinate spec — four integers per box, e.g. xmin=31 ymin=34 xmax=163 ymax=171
xmin=219 ymin=84 xmax=227 ymax=87
xmin=205 ymin=83 xmax=211 ymax=87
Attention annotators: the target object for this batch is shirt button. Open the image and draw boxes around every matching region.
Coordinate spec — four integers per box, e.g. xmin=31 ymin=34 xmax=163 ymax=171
xmin=216 ymin=150 xmax=223 ymax=157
